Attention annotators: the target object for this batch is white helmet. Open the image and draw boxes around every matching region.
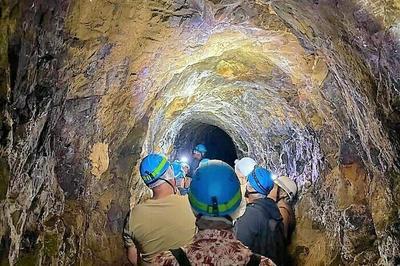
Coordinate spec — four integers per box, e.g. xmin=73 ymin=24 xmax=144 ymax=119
xmin=273 ymin=175 xmax=298 ymax=200
xmin=234 ymin=157 xmax=257 ymax=177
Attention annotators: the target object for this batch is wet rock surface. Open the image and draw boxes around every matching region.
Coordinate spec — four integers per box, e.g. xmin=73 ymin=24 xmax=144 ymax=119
xmin=0 ymin=0 xmax=399 ymax=265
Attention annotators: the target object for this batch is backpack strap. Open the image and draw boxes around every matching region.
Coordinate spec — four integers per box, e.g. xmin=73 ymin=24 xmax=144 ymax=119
xmin=170 ymin=248 xmax=191 ymax=266
xmin=247 ymin=253 xmax=261 ymax=266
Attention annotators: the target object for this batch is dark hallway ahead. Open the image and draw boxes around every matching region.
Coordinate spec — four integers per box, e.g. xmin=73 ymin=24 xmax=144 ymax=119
xmin=173 ymin=123 xmax=237 ymax=167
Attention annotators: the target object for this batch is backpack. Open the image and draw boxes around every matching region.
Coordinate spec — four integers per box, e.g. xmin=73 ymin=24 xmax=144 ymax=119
xmin=251 ymin=198 xmax=287 ymax=265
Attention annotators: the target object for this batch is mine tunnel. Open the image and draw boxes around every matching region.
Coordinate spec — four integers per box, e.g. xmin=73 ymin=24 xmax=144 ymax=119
xmin=1 ymin=0 xmax=400 ymax=265
xmin=173 ymin=123 xmax=238 ymax=166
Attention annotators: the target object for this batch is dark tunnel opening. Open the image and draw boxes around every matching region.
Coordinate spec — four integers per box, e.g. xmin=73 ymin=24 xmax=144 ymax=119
xmin=173 ymin=123 xmax=238 ymax=167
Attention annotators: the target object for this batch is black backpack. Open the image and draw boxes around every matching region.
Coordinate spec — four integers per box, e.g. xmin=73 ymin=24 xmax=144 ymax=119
xmin=251 ymin=198 xmax=287 ymax=265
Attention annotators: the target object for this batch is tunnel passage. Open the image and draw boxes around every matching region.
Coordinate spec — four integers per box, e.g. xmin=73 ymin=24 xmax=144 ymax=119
xmin=1 ymin=0 xmax=400 ymax=265
xmin=173 ymin=123 xmax=238 ymax=167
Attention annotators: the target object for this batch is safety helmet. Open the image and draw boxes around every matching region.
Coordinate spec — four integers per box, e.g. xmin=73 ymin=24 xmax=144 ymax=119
xmin=189 ymin=160 xmax=241 ymax=217
xmin=234 ymin=157 xmax=257 ymax=177
xmin=139 ymin=154 xmax=170 ymax=187
xmin=193 ymin=144 xmax=207 ymax=155
xmin=247 ymin=167 xmax=274 ymax=195
xmin=172 ymin=161 xmax=185 ymax=180
xmin=273 ymin=175 xmax=298 ymax=200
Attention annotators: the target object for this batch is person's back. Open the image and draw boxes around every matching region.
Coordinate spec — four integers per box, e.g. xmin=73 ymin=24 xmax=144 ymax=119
xmin=153 ymin=228 xmax=274 ymax=265
xmin=235 ymin=197 xmax=285 ymax=265
xmin=123 ymin=154 xmax=196 ymax=265
xmin=126 ymin=194 xmax=196 ymax=264
xmin=153 ymin=160 xmax=276 ymax=266
xmin=234 ymin=167 xmax=286 ymax=265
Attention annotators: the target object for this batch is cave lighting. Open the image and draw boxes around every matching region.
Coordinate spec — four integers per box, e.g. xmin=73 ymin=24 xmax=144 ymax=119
xmin=180 ymin=156 xmax=189 ymax=163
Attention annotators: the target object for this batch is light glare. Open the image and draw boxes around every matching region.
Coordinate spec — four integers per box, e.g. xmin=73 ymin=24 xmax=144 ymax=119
xmin=180 ymin=156 xmax=189 ymax=163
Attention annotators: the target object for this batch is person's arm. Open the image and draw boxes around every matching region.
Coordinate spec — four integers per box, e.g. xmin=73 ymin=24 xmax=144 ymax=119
xmin=126 ymin=244 xmax=139 ymax=265
xmin=123 ymin=212 xmax=140 ymax=265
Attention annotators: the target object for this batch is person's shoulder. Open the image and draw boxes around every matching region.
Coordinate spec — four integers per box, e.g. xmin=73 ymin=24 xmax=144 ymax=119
xmin=171 ymin=194 xmax=191 ymax=204
xmin=129 ymin=200 xmax=150 ymax=216
xmin=241 ymin=202 xmax=264 ymax=217
xmin=234 ymin=203 xmax=265 ymax=230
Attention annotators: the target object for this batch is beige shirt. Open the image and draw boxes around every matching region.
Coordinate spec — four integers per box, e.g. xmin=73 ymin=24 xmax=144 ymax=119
xmin=123 ymin=194 xmax=196 ymax=265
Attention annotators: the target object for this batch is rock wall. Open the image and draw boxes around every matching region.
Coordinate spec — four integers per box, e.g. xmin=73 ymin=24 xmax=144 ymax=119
xmin=0 ymin=0 xmax=399 ymax=265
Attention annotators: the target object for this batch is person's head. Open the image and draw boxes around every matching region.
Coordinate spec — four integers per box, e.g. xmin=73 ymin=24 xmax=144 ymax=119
xmin=139 ymin=153 xmax=176 ymax=196
xmin=172 ymin=161 xmax=185 ymax=188
xmin=188 ymin=160 xmax=242 ymax=228
xmin=235 ymin=157 xmax=257 ymax=180
xmin=273 ymin=175 xmax=298 ymax=201
xmin=234 ymin=157 xmax=257 ymax=180
xmin=181 ymin=162 xmax=190 ymax=176
xmin=193 ymin=144 xmax=207 ymax=160
xmin=245 ymin=167 xmax=274 ymax=201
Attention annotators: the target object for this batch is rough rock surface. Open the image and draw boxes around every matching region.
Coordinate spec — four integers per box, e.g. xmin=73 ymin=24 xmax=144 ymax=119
xmin=0 ymin=0 xmax=399 ymax=265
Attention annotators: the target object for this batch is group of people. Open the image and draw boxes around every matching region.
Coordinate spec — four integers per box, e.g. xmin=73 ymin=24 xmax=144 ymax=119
xmin=123 ymin=144 xmax=298 ymax=265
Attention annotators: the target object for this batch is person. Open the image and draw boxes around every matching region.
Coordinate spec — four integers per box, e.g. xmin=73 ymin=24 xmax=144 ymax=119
xmin=192 ymin=144 xmax=207 ymax=161
xmin=123 ymin=154 xmax=196 ymax=265
xmin=235 ymin=157 xmax=257 ymax=182
xmin=234 ymin=167 xmax=286 ymax=265
xmin=172 ymin=160 xmax=189 ymax=195
xmin=180 ymin=161 xmax=191 ymax=188
xmin=234 ymin=157 xmax=257 ymax=217
xmin=269 ymin=175 xmax=297 ymax=241
xmin=153 ymin=160 xmax=276 ymax=266
xmin=189 ymin=144 xmax=207 ymax=175
xmin=181 ymin=161 xmax=190 ymax=176
xmin=235 ymin=157 xmax=298 ymax=239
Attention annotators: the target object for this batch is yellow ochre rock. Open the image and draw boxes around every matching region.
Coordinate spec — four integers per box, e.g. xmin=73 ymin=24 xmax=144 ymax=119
xmin=89 ymin=142 xmax=110 ymax=178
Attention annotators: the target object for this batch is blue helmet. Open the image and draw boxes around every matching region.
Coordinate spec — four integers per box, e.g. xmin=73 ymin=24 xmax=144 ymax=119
xmin=193 ymin=144 xmax=207 ymax=155
xmin=172 ymin=161 xmax=185 ymax=180
xmin=189 ymin=160 xmax=241 ymax=217
xmin=139 ymin=154 xmax=170 ymax=187
xmin=247 ymin=167 xmax=274 ymax=195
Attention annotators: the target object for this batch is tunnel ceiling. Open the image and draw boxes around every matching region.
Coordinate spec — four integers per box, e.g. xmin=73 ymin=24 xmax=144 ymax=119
xmin=0 ymin=0 xmax=399 ymax=265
